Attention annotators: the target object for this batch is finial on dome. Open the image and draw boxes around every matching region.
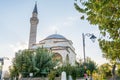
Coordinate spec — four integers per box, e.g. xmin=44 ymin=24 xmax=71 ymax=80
xmin=55 ymin=30 xmax=58 ymax=34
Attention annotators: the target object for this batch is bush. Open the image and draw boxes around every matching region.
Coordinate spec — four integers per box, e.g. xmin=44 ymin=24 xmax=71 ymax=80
xmin=48 ymin=71 xmax=56 ymax=80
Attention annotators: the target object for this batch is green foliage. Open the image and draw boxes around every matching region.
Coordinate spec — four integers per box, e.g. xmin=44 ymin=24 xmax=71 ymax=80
xmin=70 ymin=67 xmax=77 ymax=80
xmin=99 ymin=39 xmax=120 ymax=61
xmin=84 ymin=57 xmax=97 ymax=77
xmin=80 ymin=15 xmax=85 ymax=20
xmin=78 ymin=66 xmax=84 ymax=77
xmin=34 ymin=48 xmax=58 ymax=77
xmin=98 ymin=63 xmax=112 ymax=78
xmin=74 ymin=0 xmax=120 ymax=63
xmin=60 ymin=57 xmax=97 ymax=79
xmin=92 ymin=63 xmax=112 ymax=80
xmin=9 ymin=65 xmax=19 ymax=79
xmin=48 ymin=71 xmax=56 ymax=80
xmin=54 ymin=67 xmax=62 ymax=77
xmin=60 ymin=64 xmax=72 ymax=80
xmin=59 ymin=63 xmax=77 ymax=80
xmin=74 ymin=57 xmax=97 ymax=78
xmin=116 ymin=65 xmax=120 ymax=76
xmin=9 ymin=47 xmax=58 ymax=78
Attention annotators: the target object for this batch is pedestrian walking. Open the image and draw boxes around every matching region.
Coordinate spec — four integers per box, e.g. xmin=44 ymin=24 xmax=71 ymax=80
xmin=84 ymin=73 xmax=88 ymax=80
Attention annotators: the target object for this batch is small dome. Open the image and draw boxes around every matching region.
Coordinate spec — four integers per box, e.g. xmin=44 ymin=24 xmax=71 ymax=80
xmin=45 ymin=34 xmax=66 ymax=39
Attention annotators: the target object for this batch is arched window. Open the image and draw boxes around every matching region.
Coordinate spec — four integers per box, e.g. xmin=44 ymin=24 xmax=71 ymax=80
xmin=66 ymin=54 xmax=69 ymax=64
xmin=53 ymin=53 xmax=62 ymax=64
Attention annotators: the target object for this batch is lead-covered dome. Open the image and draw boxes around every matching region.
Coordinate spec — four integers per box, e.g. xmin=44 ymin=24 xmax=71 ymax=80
xmin=45 ymin=34 xmax=67 ymax=40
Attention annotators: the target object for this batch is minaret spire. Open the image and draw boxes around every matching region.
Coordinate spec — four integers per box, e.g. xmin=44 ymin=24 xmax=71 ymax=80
xmin=28 ymin=3 xmax=39 ymax=49
xmin=33 ymin=2 xmax=38 ymax=14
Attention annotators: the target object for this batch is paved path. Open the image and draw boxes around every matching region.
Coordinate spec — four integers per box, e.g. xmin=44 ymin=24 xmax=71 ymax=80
xmin=77 ymin=78 xmax=92 ymax=80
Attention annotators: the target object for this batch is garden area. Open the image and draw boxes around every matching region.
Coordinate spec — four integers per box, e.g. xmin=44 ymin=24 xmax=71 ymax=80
xmin=5 ymin=47 xmax=120 ymax=80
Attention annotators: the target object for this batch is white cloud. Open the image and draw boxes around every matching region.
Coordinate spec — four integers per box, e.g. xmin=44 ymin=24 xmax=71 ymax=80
xmin=2 ymin=42 xmax=28 ymax=72
xmin=9 ymin=42 xmax=28 ymax=52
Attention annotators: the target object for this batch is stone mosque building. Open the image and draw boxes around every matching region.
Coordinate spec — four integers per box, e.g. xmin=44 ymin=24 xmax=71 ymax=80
xmin=28 ymin=3 xmax=76 ymax=65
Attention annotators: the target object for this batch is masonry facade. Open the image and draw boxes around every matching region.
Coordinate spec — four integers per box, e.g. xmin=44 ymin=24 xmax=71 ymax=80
xmin=28 ymin=4 xmax=76 ymax=65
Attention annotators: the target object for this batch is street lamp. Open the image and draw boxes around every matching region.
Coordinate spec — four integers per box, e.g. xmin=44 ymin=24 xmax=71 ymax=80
xmin=82 ymin=33 xmax=96 ymax=63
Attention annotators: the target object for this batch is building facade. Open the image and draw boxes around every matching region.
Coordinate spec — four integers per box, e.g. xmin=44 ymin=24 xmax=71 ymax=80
xmin=29 ymin=4 xmax=76 ymax=65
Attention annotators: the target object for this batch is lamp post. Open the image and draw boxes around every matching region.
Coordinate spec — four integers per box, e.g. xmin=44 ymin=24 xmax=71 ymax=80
xmin=82 ymin=33 xmax=96 ymax=63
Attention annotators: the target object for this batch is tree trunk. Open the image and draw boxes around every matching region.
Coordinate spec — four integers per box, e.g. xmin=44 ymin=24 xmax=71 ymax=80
xmin=112 ymin=63 xmax=116 ymax=80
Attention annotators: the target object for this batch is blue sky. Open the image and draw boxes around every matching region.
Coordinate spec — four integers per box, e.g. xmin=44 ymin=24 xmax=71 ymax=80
xmin=0 ymin=0 xmax=107 ymax=68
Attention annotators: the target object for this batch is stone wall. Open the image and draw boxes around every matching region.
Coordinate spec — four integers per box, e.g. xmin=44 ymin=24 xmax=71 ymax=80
xmin=21 ymin=77 xmax=60 ymax=80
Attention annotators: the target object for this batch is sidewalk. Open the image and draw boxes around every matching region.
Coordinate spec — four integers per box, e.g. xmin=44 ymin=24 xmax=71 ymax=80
xmin=76 ymin=78 xmax=86 ymax=80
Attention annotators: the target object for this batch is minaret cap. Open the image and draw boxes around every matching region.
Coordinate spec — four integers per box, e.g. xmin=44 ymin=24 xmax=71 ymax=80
xmin=33 ymin=2 xmax=38 ymax=14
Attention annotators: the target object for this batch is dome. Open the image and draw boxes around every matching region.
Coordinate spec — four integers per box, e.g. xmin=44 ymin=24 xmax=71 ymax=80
xmin=45 ymin=34 xmax=66 ymax=40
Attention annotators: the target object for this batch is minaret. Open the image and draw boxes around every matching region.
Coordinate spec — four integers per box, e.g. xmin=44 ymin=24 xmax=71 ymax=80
xmin=28 ymin=3 xmax=39 ymax=49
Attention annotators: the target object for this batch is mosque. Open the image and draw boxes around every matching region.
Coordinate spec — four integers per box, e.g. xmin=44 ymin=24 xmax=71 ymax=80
xmin=28 ymin=3 xmax=76 ymax=65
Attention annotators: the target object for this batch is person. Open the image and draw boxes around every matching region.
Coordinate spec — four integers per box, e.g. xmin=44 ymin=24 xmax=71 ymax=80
xmin=84 ymin=73 xmax=88 ymax=80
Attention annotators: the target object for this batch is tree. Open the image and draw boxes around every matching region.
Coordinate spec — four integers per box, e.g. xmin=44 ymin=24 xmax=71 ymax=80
xmin=34 ymin=48 xmax=58 ymax=77
xmin=74 ymin=0 xmax=120 ymax=36
xmin=74 ymin=0 xmax=120 ymax=79
xmin=9 ymin=47 xmax=58 ymax=79
xmin=75 ymin=57 xmax=97 ymax=79
xmin=98 ymin=63 xmax=112 ymax=79
xmin=85 ymin=57 xmax=97 ymax=79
